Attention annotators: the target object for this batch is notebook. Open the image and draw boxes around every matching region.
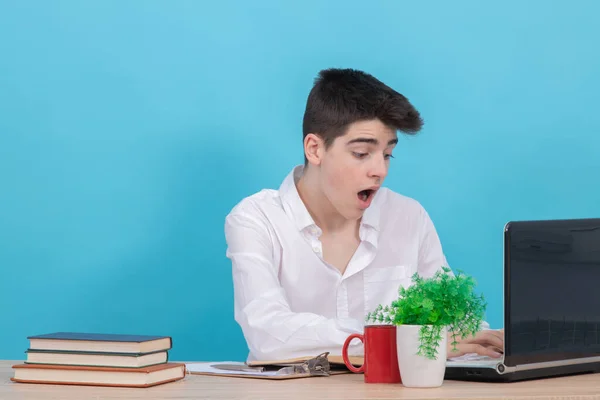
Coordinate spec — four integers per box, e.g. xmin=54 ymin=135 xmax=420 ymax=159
xmin=187 ymin=352 xmax=353 ymax=380
xmin=247 ymin=353 xmax=363 ymax=368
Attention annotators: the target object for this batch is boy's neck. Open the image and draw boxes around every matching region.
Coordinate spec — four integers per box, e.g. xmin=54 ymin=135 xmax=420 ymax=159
xmin=296 ymin=166 xmax=359 ymax=234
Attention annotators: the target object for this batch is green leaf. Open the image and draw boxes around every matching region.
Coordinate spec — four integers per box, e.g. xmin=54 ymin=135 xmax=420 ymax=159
xmin=364 ymin=266 xmax=487 ymax=360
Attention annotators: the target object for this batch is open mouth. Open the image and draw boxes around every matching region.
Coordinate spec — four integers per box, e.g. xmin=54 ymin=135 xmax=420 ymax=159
xmin=358 ymin=189 xmax=375 ymax=202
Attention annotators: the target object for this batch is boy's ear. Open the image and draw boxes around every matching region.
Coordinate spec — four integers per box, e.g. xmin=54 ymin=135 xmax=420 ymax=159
xmin=304 ymin=133 xmax=324 ymax=166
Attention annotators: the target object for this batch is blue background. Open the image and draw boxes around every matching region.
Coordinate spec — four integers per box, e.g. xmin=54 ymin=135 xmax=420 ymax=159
xmin=1 ymin=0 xmax=599 ymax=361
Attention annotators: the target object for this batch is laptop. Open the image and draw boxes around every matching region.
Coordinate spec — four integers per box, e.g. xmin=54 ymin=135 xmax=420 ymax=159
xmin=445 ymin=217 xmax=600 ymax=382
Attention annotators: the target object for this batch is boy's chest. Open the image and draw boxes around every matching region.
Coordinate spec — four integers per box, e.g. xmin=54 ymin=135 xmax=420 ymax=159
xmin=319 ymin=231 xmax=361 ymax=275
xmin=276 ymin=229 xmax=420 ymax=316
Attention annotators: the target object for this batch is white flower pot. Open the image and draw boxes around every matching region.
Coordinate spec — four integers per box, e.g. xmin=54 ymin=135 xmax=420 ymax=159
xmin=396 ymin=324 xmax=447 ymax=388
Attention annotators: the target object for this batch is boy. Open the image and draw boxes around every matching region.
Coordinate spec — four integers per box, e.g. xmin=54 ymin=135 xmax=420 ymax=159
xmin=225 ymin=68 xmax=503 ymax=362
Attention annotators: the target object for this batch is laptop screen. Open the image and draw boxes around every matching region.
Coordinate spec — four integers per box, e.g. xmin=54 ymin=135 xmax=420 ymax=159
xmin=505 ymin=218 xmax=600 ymax=367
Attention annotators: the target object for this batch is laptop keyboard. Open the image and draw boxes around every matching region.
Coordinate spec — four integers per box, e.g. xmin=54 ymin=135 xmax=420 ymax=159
xmin=447 ymin=354 xmax=500 ymax=365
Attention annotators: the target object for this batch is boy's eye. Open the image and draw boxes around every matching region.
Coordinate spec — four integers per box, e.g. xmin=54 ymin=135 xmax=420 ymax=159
xmin=385 ymin=154 xmax=395 ymax=160
xmin=352 ymin=152 xmax=368 ymax=159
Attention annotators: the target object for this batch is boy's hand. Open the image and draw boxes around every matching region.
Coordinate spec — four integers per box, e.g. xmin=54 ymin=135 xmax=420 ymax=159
xmin=446 ymin=329 xmax=504 ymax=358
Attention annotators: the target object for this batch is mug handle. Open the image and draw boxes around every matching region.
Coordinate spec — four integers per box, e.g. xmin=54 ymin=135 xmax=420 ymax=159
xmin=342 ymin=333 xmax=364 ymax=373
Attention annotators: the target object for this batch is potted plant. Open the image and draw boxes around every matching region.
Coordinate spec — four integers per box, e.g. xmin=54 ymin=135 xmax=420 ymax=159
xmin=366 ymin=266 xmax=487 ymax=388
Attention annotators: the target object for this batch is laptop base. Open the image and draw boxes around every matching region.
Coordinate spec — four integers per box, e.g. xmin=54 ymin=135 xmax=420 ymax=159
xmin=445 ymin=361 xmax=600 ymax=383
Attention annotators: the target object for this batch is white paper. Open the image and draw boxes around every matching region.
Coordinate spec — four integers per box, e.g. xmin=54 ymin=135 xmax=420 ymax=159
xmin=185 ymin=362 xmax=280 ymax=376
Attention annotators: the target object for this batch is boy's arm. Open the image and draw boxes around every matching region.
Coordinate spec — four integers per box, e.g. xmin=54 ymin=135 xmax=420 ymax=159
xmin=417 ymin=206 xmax=503 ymax=355
xmin=417 ymin=207 xmax=449 ymax=277
xmin=225 ymin=211 xmax=363 ymax=361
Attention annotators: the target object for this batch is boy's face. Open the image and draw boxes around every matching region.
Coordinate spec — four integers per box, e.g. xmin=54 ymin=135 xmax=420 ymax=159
xmin=313 ymin=119 xmax=397 ymax=221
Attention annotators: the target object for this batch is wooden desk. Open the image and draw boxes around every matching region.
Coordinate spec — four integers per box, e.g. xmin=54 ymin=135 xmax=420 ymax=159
xmin=1 ymin=360 xmax=599 ymax=399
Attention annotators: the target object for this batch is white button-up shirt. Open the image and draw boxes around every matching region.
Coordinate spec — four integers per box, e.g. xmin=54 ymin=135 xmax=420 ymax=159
xmin=225 ymin=165 xmax=449 ymax=362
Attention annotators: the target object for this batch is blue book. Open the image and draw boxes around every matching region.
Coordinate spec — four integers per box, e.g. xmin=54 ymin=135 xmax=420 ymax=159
xmin=27 ymin=332 xmax=172 ymax=355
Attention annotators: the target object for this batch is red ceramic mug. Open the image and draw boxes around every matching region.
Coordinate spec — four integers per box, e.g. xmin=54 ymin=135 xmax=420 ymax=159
xmin=342 ymin=325 xmax=401 ymax=383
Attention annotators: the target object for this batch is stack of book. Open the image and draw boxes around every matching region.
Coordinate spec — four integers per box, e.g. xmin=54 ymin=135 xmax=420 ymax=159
xmin=11 ymin=332 xmax=186 ymax=388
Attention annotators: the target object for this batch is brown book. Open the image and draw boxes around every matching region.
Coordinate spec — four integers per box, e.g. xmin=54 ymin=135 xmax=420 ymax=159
xmin=11 ymin=362 xmax=186 ymax=388
xmin=25 ymin=349 xmax=169 ymax=368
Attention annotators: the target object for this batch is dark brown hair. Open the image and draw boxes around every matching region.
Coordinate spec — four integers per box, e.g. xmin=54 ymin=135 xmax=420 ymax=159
xmin=302 ymin=68 xmax=423 ymax=159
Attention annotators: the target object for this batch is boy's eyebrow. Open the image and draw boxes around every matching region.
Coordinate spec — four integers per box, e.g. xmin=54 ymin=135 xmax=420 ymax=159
xmin=346 ymin=137 xmax=399 ymax=146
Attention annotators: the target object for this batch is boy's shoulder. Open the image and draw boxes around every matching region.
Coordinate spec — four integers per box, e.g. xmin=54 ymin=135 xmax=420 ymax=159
xmin=377 ymin=186 xmax=427 ymax=215
xmin=373 ymin=188 xmax=435 ymax=237
xmin=226 ymin=188 xmax=284 ymax=220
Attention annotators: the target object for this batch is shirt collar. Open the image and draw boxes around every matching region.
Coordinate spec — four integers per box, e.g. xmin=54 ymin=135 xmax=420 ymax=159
xmin=359 ymin=190 xmax=381 ymax=248
xmin=279 ymin=164 xmax=381 ymax=236
xmin=361 ymin=191 xmax=381 ymax=232
xmin=279 ymin=165 xmax=317 ymax=233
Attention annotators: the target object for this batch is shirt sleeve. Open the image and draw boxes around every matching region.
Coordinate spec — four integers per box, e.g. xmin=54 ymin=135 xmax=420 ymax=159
xmin=417 ymin=207 xmax=496 ymax=333
xmin=417 ymin=206 xmax=450 ymax=278
xmin=224 ymin=210 xmax=364 ymax=362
